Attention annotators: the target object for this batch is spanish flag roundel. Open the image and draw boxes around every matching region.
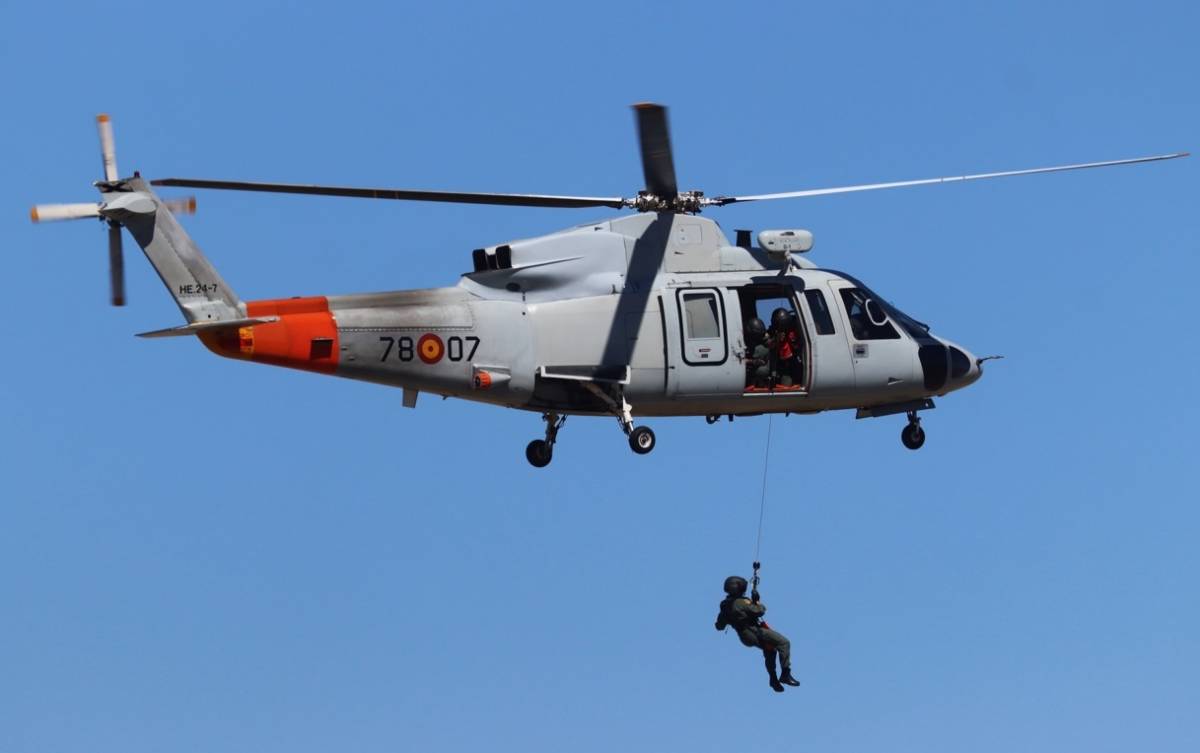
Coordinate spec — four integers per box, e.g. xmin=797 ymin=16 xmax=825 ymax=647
xmin=417 ymin=333 xmax=444 ymax=364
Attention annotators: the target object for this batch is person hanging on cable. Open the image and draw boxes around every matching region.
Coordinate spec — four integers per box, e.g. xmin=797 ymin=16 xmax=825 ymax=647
xmin=714 ymin=572 xmax=800 ymax=692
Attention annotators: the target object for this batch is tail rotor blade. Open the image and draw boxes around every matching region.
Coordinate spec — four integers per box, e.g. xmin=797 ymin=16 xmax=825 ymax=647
xmin=632 ymin=103 xmax=678 ymax=199
xmin=30 ymin=203 xmax=101 ymax=222
xmin=108 ymin=222 xmax=125 ymax=306
xmin=97 ymin=113 xmax=118 ymax=182
xmin=161 ymin=196 xmax=197 ymax=216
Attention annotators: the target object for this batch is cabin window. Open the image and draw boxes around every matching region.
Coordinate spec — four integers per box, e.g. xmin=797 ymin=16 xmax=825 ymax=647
xmin=804 ymin=289 xmax=836 ymax=335
xmin=839 ymin=287 xmax=900 ymax=340
xmin=683 ymin=293 xmax=720 ymax=339
xmin=677 ymin=289 xmax=727 ymax=366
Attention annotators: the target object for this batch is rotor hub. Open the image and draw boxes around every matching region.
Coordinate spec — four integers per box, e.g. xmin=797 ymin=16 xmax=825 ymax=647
xmin=625 ymin=190 xmax=708 ymax=214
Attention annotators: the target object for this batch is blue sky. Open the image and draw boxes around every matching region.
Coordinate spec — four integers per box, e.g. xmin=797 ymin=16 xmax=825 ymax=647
xmin=2 ymin=1 xmax=1197 ymax=751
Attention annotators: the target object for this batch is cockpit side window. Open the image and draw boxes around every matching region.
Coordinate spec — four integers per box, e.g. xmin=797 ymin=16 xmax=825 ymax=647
xmin=825 ymin=269 xmax=932 ymax=339
xmin=839 ymin=287 xmax=900 ymax=340
xmin=804 ymin=289 xmax=836 ymax=335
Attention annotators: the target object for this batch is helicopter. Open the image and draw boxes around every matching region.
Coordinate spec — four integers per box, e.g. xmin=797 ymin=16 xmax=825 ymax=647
xmin=31 ymin=106 xmax=1186 ymax=467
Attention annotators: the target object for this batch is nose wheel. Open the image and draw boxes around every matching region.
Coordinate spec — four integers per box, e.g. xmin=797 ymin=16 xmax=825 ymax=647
xmin=901 ymin=411 xmax=926 ymax=450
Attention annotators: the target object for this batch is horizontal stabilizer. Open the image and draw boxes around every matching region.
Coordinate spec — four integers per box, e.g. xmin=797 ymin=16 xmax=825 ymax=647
xmin=136 ymin=316 xmax=278 ymax=338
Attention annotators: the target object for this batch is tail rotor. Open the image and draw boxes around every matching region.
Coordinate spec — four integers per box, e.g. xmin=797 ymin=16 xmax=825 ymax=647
xmin=107 ymin=222 xmax=125 ymax=306
xmin=30 ymin=113 xmax=196 ymax=306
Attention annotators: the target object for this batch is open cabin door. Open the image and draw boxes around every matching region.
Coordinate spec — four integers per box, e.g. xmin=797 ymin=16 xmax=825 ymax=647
xmin=734 ymin=281 xmax=811 ymax=395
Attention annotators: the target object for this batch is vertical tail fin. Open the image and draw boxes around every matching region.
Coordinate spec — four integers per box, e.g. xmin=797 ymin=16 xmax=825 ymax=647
xmin=100 ymin=176 xmax=243 ymax=323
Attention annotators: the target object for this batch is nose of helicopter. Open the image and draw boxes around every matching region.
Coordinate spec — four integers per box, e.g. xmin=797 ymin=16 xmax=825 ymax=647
xmin=944 ymin=341 xmax=982 ymax=390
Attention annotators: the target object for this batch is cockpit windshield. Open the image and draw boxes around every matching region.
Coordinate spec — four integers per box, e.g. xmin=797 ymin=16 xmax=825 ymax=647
xmin=828 ymin=271 xmax=931 ymax=338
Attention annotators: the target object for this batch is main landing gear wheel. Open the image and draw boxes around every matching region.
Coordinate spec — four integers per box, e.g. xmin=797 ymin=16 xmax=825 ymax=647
xmin=526 ymin=412 xmax=566 ymax=467
xmin=901 ymin=414 xmax=926 ymax=450
xmin=580 ymin=382 xmax=657 ymax=458
xmin=628 ymin=426 xmax=656 ymax=455
xmin=525 ymin=439 xmax=553 ymax=467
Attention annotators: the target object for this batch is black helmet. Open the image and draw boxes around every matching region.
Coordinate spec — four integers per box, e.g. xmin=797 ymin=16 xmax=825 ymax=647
xmin=723 ymin=575 xmax=748 ymax=596
xmin=745 ymin=317 xmax=766 ymax=344
xmin=770 ymin=307 xmax=794 ymax=331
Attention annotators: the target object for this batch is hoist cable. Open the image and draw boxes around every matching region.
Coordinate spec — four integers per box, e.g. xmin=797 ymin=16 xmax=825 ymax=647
xmin=752 ymin=414 xmax=774 ymax=589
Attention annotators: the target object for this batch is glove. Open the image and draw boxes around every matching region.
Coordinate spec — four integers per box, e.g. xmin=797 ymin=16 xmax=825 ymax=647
xmin=751 ymin=589 xmax=760 ymax=603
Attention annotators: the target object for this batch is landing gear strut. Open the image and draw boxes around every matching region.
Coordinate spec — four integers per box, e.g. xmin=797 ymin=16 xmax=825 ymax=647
xmin=901 ymin=410 xmax=926 ymax=450
xmin=526 ymin=412 xmax=565 ymax=467
xmin=584 ymin=383 xmax=657 ymax=457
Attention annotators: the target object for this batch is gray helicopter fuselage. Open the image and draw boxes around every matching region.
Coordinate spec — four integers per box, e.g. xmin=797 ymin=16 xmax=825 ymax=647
xmin=39 ymin=108 xmax=1180 ymax=463
xmin=319 ymin=213 xmax=981 ymax=417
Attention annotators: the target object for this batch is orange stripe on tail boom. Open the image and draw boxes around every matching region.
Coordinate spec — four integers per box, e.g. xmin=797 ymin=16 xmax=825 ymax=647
xmin=199 ymin=296 xmax=339 ymax=374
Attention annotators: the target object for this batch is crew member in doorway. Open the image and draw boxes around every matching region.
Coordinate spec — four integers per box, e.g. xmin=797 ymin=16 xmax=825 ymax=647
xmin=744 ymin=317 xmax=772 ymax=388
xmin=769 ymin=308 xmax=802 ymax=387
xmin=715 ymin=575 xmax=800 ymax=692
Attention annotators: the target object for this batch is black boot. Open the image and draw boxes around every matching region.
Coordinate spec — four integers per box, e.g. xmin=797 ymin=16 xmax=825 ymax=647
xmin=768 ymin=670 xmax=785 ymax=693
xmin=780 ymin=668 xmax=800 ymax=687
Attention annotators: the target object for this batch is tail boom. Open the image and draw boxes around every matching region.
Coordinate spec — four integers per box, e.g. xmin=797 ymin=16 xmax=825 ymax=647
xmin=198 ymin=296 xmax=340 ymax=374
xmin=108 ymin=176 xmax=242 ymax=323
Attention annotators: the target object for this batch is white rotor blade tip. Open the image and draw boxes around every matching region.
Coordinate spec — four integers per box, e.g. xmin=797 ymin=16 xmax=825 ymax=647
xmin=30 ymin=203 xmax=101 ymax=222
xmin=96 ymin=113 xmax=118 ymax=182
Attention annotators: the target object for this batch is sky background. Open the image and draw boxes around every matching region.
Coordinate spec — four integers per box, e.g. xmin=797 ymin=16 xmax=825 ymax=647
xmin=1 ymin=1 xmax=1197 ymax=751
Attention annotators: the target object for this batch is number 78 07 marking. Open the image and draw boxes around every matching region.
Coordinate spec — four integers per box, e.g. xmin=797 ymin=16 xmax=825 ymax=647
xmin=379 ymin=335 xmax=479 ymax=363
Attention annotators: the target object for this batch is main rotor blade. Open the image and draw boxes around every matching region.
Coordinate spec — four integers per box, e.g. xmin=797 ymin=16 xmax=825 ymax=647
xmin=633 ymin=103 xmax=678 ymax=199
xmin=97 ymin=114 xmax=118 ymax=182
xmin=108 ymin=222 xmax=125 ymax=307
xmin=711 ymin=152 xmax=1190 ymax=206
xmin=150 ymin=178 xmax=626 ymax=210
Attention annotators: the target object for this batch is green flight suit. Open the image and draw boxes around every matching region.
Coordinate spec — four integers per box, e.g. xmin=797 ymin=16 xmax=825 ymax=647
xmin=746 ymin=342 xmax=773 ymax=387
xmin=715 ymin=596 xmax=793 ymax=677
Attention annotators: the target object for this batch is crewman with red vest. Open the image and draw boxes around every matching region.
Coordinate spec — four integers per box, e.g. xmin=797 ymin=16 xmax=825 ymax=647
xmin=768 ymin=308 xmax=803 ymax=387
